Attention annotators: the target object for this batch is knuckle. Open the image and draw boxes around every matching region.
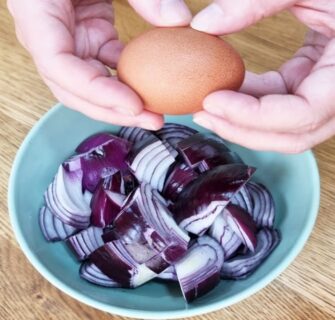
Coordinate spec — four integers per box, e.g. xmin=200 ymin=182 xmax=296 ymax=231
xmin=287 ymin=138 xmax=310 ymax=154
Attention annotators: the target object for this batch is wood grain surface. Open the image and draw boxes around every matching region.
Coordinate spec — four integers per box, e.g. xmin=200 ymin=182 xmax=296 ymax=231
xmin=1 ymin=1 xmax=334 ymax=319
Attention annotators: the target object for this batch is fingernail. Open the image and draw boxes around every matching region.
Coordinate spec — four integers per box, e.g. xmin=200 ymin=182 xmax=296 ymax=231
xmin=193 ymin=116 xmax=213 ymax=130
xmin=114 ymin=106 xmax=137 ymax=116
xmin=191 ymin=3 xmax=224 ymax=32
xmin=160 ymin=0 xmax=192 ymax=25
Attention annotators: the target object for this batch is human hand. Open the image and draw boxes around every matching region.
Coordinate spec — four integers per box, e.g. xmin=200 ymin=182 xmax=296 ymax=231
xmin=189 ymin=0 xmax=335 ymax=153
xmin=7 ymin=0 xmax=190 ymax=130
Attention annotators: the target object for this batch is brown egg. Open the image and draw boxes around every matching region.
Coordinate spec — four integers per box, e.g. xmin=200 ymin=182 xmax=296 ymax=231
xmin=117 ymin=27 xmax=245 ymax=115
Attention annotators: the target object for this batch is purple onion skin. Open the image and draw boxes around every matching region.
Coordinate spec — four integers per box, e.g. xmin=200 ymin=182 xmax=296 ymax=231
xmin=90 ymin=241 xmax=133 ymax=287
xmin=126 ymin=135 xmax=159 ymax=166
xmin=225 ymin=204 xmax=258 ymax=252
xmin=198 ymin=152 xmax=243 ymax=173
xmin=163 ymin=162 xmax=198 ymax=202
xmin=75 ymin=132 xmax=115 ymax=153
xmin=79 ymin=136 xmax=131 ymax=192
xmin=90 ymin=176 xmax=124 ymax=228
xmin=177 ymin=133 xmax=231 ymax=168
xmin=173 ymin=164 xmax=256 ymax=226
xmin=118 ymin=127 xmax=153 ymax=144
xmin=112 ymin=184 xmax=189 ymax=272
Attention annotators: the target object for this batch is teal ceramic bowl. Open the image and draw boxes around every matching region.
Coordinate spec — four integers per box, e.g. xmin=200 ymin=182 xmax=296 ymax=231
xmin=8 ymin=104 xmax=320 ymax=319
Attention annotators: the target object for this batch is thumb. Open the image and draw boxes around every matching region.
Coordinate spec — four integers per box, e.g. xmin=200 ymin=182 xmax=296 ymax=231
xmin=128 ymin=0 xmax=192 ymax=27
xmin=191 ymin=0 xmax=297 ymax=35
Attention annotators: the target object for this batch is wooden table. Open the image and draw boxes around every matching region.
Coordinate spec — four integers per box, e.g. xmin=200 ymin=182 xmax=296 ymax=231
xmin=1 ymin=1 xmax=334 ymax=319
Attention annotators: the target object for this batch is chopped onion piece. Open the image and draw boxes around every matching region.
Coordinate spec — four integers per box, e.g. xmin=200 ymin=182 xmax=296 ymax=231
xmin=90 ymin=240 xmax=157 ymax=288
xmin=44 ymin=166 xmax=92 ymax=228
xmin=119 ymin=127 xmax=152 ymax=143
xmin=75 ymin=132 xmax=116 ymax=153
xmin=80 ymin=261 xmax=120 ymax=287
xmin=221 ymin=228 xmax=280 ymax=279
xmin=173 ymin=164 xmax=255 ymax=235
xmin=175 ymin=236 xmax=224 ymax=302
xmin=177 ymin=133 xmax=231 ymax=169
xmin=39 ymin=206 xmax=78 ymax=242
xmin=224 ymin=204 xmax=257 ymax=252
xmin=112 ymin=183 xmax=189 ymax=273
xmin=208 ymin=213 xmax=242 ymax=260
xmin=155 ymin=123 xmax=197 ymax=147
xmin=67 ymin=226 xmax=104 ymax=260
xmin=157 ymin=266 xmax=178 ymax=282
xmin=247 ymin=182 xmax=275 ymax=228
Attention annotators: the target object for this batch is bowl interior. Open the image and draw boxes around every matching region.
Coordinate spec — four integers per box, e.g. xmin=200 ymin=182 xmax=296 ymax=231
xmin=9 ymin=104 xmax=320 ymax=319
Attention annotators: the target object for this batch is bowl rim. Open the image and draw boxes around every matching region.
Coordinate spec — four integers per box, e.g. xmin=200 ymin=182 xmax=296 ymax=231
xmin=8 ymin=103 xmax=321 ymax=319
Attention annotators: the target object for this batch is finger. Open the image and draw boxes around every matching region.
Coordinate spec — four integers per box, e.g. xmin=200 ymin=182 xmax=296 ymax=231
xmin=97 ymin=39 xmax=124 ymax=68
xmin=38 ymin=53 xmax=143 ymax=115
xmin=46 ymin=79 xmax=164 ymax=130
xmin=128 ymin=0 xmax=192 ymax=27
xmin=191 ymin=0 xmax=296 ymax=35
xmin=239 ymin=71 xmax=287 ymax=97
xmin=193 ymin=111 xmax=312 ymax=153
xmin=203 ymin=90 xmax=327 ymax=134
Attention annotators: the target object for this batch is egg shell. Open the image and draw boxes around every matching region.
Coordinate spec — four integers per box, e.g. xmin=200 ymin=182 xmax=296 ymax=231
xmin=117 ymin=27 xmax=245 ymax=115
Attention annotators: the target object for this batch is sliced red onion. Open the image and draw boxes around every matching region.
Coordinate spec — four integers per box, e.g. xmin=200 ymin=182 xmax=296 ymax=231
xmin=175 ymin=236 xmax=224 ymax=303
xmin=75 ymin=132 xmax=116 ymax=153
xmin=230 ymin=185 xmax=253 ymax=215
xmin=118 ymin=126 xmax=152 ymax=143
xmin=224 ymin=204 xmax=257 ymax=252
xmin=157 ymin=266 xmax=178 ymax=282
xmin=163 ymin=162 xmax=198 ymax=202
xmin=90 ymin=174 xmax=127 ymax=228
xmin=173 ymin=164 xmax=256 ymax=235
xmin=112 ymin=183 xmax=190 ymax=273
xmin=39 ymin=206 xmax=78 ymax=242
xmin=208 ymin=213 xmax=242 ymax=260
xmin=177 ymin=133 xmax=231 ymax=169
xmin=90 ymin=240 xmax=158 ymax=288
xmin=65 ymin=135 xmax=131 ymax=192
xmin=220 ymin=228 xmax=280 ymax=279
xmin=247 ymin=182 xmax=275 ymax=228
xmin=80 ymin=261 xmax=120 ymax=287
xmin=155 ymin=123 xmax=197 ymax=147
xmin=44 ymin=166 xmax=92 ymax=228
xmin=127 ymin=136 xmax=176 ymax=191
xmin=198 ymin=152 xmax=243 ymax=173
xmin=67 ymin=226 xmax=104 ymax=261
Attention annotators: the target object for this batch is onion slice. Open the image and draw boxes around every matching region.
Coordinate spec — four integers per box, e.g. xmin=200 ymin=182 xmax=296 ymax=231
xmin=127 ymin=136 xmax=176 ymax=191
xmin=75 ymin=132 xmax=116 ymax=153
xmin=173 ymin=164 xmax=256 ymax=235
xmin=163 ymin=162 xmax=198 ymax=202
xmin=90 ymin=240 xmax=158 ymax=288
xmin=67 ymin=226 xmax=104 ymax=261
xmin=177 ymin=133 xmax=231 ymax=169
xmin=119 ymin=127 xmax=152 ymax=144
xmin=224 ymin=204 xmax=257 ymax=252
xmin=247 ymin=182 xmax=275 ymax=228
xmin=220 ymin=228 xmax=280 ymax=279
xmin=39 ymin=206 xmax=78 ymax=242
xmin=90 ymin=174 xmax=127 ymax=227
xmin=157 ymin=266 xmax=178 ymax=282
xmin=65 ymin=135 xmax=131 ymax=192
xmin=175 ymin=236 xmax=224 ymax=303
xmin=208 ymin=213 xmax=242 ymax=260
xmin=155 ymin=123 xmax=197 ymax=147
xmin=44 ymin=166 xmax=92 ymax=228
xmin=112 ymin=183 xmax=190 ymax=273
xmin=80 ymin=261 xmax=120 ymax=287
